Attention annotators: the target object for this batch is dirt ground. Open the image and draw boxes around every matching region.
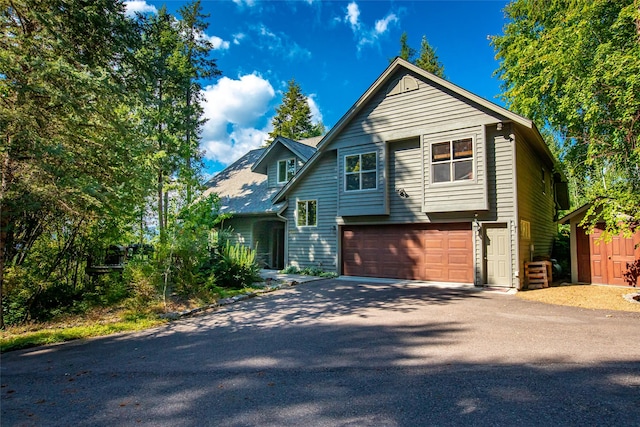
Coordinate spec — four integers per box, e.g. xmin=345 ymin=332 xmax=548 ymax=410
xmin=517 ymin=284 xmax=640 ymax=312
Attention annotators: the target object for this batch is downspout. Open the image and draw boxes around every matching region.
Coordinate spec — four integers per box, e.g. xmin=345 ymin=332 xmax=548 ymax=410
xmin=510 ymin=127 xmax=522 ymax=290
xmin=276 ymin=201 xmax=289 ymax=268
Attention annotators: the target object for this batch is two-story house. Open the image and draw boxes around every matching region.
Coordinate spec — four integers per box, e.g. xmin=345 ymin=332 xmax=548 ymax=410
xmin=205 ymin=58 xmax=569 ymax=289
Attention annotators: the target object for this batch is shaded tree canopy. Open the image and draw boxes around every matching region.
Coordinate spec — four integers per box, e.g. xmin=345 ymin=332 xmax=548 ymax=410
xmin=267 ymin=79 xmax=324 ymax=145
xmin=492 ymin=0 xmax=640 ymax=235
xmin=0 ymin=0 xmax=222 ymax=328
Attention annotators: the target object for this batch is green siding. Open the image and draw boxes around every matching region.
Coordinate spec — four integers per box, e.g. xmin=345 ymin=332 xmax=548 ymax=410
xmin=515 ymin=129 xmax=557 ymax=288
xmin=285 ymin=151 xmax=338 ymax=272
xmin=266 ymin=144 xmax=305 ymax=188
xmin=337 ymin=143 xmax=388 ymax=216
xmin=422 ymin=126 xmax=488 ymax=212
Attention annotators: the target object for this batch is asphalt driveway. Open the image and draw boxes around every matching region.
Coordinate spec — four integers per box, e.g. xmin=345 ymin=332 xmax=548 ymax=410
xmin=2 ymin=278 xmax=640 ymax=426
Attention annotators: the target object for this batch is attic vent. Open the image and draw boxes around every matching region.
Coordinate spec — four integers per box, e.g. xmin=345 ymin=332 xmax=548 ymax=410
xmin=387 ymin=75 xmax=419 ymax=96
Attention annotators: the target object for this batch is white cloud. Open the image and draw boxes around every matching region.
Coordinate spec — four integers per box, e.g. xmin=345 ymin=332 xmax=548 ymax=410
xmin=233 ymin=0 xmax=256 ymax=7
xmin=204 ymin=34 xmax=230 ymax=50
xmin=248 ymin=24 xmax=312 ymax=61
xmin=232 ymin=33 xmax=246 ymax=45
xmin=307 ymin=95 xmax=323 ymax=125
xmin=123 ymin=0 xmax=157 ymax=17
xmin=375 ymin=13 xmax=398 ymax=34
xmin=345 ymin=2 xmax=360 ymax=30
xmin=201 ymin=74 xmax=275 ymax=165
xmin=343 ymin=2 xmax=400 ymax=54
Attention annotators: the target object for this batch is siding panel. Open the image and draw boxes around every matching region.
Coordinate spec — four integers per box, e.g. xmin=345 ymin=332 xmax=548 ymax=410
xmin=515 ymin=129 xmax=557 ymax=288
xmin=285 ymin=151 xmax=338 ymax=272
xmin=422 ymin=127 xmax=488 ymax=212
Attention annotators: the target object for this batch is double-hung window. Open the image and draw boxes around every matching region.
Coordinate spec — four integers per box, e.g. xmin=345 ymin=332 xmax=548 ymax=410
xmin=278 ymin=158 xmax=296 ymax=184
xmin=431 ymin=138 xmax=473 ymax=183
xmin=297 ymin=200 xmax=317 ymax=227
xmin=345 ymin=152 xmax=377 ymax=191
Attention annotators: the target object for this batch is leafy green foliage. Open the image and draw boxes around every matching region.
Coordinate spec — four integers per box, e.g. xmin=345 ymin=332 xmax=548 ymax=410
xmin=492 ymin=0 xmax=640 ymax=235
xmin=267 ymin=79 xmax=324 ymax=145
xmin=280 ymin=265 xmax=337 ymax=278
xmin=210 ymin=240 xmax=261 ymax=290
xmin=0 ymin=1 xmax=223 ymax=328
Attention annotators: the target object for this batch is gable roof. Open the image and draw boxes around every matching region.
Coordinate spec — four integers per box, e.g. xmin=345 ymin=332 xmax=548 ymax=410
xmin=202 ymin=149 xmax=285 ymax=215
xmin=273 ymin=57 xmax=561 ymax=203
xmin=251 ymin=136 xmax=318 ymax=174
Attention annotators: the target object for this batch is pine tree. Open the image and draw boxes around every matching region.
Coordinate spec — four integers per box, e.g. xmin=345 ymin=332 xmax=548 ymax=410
xmin=398 ymin=32 xmax=416 ymax=62
xmin=394 ymin=33 xmax=445 ymax=78
xmin=415 ymin=36 xmax=445 ymax=78
xmin=267 ymin=79 xmax=324 ymax=145
xmin=177 ymin=0 xmax=221 ymax=203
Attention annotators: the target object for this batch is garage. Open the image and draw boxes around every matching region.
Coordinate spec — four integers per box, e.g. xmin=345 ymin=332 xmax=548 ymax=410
xmin=341 ymin=223 xmax=474 ymax=283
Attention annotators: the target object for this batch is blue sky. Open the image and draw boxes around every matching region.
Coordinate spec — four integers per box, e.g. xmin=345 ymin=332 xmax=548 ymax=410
xmin=124 ymin=0 xmax=511 ymax=177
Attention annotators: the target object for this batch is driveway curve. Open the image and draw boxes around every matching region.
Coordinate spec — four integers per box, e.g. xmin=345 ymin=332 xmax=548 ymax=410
xmin=2 ymin=278 xmax=639 ymax=426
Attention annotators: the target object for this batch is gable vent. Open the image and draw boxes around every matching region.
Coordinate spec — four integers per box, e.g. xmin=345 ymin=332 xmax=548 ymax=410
xmin=387 ymin=75 xmax=419 ymax=96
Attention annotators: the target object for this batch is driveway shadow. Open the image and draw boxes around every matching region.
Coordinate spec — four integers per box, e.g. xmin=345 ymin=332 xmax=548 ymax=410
xmin=2 ymin=279 xmax=639 ymax=426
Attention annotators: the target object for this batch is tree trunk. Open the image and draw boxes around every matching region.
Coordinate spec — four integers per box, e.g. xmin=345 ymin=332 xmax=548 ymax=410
xmin=0 ymin=150 xmax=11 ymax=329
xmin=158 ymin=168 xmax=164 ymax=240
xmin=185 ymin=81 xmax=193 ymax=204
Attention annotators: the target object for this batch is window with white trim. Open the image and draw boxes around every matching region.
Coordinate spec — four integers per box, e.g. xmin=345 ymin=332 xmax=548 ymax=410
xmin=297 ymin=200 xmax=317 ymax=227
xmin=278 ymin=158 xmax=296 ymax=184
xmin=344 ymin=152 xmax=377 ymax=191
xmin=431 ymin=138 xmax=474 ymax=183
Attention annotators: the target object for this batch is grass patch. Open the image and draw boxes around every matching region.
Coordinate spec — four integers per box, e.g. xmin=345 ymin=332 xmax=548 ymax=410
xmin=208 ymin=285 xmax=263 ymax=299
xmin=517 ymin=284 xmax=640 ymax=312
xmin=0 ymin=284 xmax=268 ymax=353
xmin=0 ymin=311 xmax=166 ymax=353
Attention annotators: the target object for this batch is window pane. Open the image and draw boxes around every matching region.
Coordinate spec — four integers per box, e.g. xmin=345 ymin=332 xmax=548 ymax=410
xmin=453 ymin=138 xmax=473 ymax=159
xmin=346 ymin=174 xmax=359 ymax=191
xmin=345 ymin=155 xmax=360 ymax=172
xmin=297 ymin=201 xmax=306 ymax=226
xmin=286 ymin=159 xmax=296 ymax=180
xmin=361 ymin=152 xmax=376 ymax=171
xmin=432 ymin=142 xmax=450 ymax=162
xmin=433 ymin=163 xmax=450 ymax=182
xmin=278 ymin=161 xmax=286 ymax=182
xmin=361 ymin=171 xmax=376 ymax=189
xmin=454 ymin=160 xmax=473 ymax=180
xmin=308 ymin=201 xmax=317 ymax=226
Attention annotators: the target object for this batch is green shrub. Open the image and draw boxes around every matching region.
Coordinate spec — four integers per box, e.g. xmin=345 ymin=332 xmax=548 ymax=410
xmin=280 ymin=265 xmax=300 ymax=274
xmin=280 ymin=265 xmax=337 ymax=278
xmin=211 ymin=241 xmax=261 ymax=289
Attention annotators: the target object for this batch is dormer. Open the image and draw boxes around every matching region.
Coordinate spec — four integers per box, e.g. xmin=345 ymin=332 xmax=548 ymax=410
xmin=251 ymin=136 xmax=318 ymax=188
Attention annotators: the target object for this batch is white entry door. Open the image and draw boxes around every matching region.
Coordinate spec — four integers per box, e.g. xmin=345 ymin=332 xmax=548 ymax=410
xmin=484 ymin=224 xmax=511 ymax=287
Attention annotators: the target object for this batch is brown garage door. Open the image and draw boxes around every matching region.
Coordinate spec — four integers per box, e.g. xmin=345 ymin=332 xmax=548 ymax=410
xmin=341 ymin=223 xmax=474 ymax=283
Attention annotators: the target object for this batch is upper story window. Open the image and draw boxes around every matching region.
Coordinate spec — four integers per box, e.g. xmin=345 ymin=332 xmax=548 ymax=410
xmin=278 ymin=158 xmax=296 ymax=184
xmin=431 ymin=138 xmax=474 ymax=183
xmin=345 ymin=152 xmax=377 ymax=191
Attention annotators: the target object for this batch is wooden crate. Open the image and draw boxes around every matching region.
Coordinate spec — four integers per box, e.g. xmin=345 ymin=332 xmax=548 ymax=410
xmin=525 ymin=261 xmax=552 ymax=289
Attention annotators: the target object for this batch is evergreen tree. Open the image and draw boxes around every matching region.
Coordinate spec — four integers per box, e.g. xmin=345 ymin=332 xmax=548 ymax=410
xmin=267 ymin=79 xmax=324 ymax=144
xmin=177 ymin=0 xmax=221 ymax=203
xmin=398 ymin=31 xmax=416 ymax=62
xmin=415 ymin=36 xmax=445 ymax=77
xmin=0 ymin=0 xmax=150 ymax=328
xmin=394 ymin=33 xmax=445 ymax=77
